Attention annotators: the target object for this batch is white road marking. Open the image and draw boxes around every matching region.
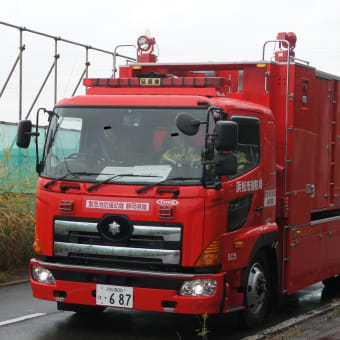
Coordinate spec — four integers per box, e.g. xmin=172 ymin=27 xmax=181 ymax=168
xmin=0 ymin=313 xmax=46 ymax=327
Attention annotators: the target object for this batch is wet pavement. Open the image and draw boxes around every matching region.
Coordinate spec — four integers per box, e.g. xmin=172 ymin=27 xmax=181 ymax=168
xmin=246 ymin=285 xmax=340 ymax=339
xmin=1 ymin=280 xmax=340 ymax=339
xmin=265 ymin=302 xmax=340 ymax=340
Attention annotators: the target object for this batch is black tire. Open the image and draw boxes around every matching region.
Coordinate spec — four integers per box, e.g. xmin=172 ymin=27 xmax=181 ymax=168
xmin=242 ymin=252 xmax=271 ymax=329
xmin=323 ymin=276 xmax=340 ymax=289
xmin=57 ymin=302 xmax=106 ymax=314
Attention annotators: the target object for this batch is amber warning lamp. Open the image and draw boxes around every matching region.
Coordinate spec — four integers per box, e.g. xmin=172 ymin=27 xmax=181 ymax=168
xmin=137 ymin=35 xmax=157 ymax=63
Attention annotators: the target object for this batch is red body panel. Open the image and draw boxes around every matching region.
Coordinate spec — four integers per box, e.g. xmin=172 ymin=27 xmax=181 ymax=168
xmin=37 ymin=177 xmax=207 ymax=266
xmin=30 ymin=42 xmax=340 ymax=316
xmin=30 ymin=259 xmax=225 ymax=314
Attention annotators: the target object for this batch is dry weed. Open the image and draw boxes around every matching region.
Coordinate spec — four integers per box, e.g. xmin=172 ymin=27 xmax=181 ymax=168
xmin=0 ymin=152 xmax=36 ymax=271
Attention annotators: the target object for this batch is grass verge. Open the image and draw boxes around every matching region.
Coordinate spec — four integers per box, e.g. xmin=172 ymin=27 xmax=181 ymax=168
xmin=0 ymin=150 xmax=36 ymax=274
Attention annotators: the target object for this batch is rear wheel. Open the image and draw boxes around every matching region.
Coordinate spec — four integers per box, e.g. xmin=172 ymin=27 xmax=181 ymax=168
xmin=242 ymin=253 xmax=271 ymax=329
xmin=323 ymin=276 xmax=340 ymax=288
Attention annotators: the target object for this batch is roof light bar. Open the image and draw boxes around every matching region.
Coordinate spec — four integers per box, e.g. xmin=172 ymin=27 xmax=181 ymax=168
xmin=83 ymin=77 xmax=229 ymax=88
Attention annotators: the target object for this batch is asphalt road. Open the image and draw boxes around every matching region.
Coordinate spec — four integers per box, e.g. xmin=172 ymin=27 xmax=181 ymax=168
xmin=0 ymin=281 xmax=339 ymax=340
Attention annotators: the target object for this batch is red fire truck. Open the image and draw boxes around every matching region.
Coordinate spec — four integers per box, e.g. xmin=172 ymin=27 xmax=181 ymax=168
xmin=17 ymin=32 xmax=340 ymax=328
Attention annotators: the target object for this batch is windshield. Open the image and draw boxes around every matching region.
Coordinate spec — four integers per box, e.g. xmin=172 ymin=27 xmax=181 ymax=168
xmin=41 ymin=107 xmax=207 ymax=185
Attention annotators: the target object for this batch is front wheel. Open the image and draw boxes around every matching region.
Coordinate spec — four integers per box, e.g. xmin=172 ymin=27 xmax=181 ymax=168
xmin=242 ymin=253 xmax=271 ymax=329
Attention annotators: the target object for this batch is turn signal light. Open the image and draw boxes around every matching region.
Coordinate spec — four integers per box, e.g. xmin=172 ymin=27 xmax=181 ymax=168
xmin=194 ymin=238 xmax=221 ymax=267
xmin=33 ymin=233 xmax=43 ymax=255
xmin=233 ymin=241 xmax=244 ymax=249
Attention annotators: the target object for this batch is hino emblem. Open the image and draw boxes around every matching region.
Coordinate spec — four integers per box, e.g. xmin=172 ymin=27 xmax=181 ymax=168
xmin=97 ymin=215 xmax=134 ymax=243
xmin=108 ymin=221 xmax=120 ymax=236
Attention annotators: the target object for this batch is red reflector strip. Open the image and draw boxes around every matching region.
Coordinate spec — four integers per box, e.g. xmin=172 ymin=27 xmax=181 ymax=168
xmin=59 ymin=200 xmax=74 ymax=214
xmin=158 ymin=205 xmax=174 ymax=219
xmin=83 ymin=77 xmax=228 ymax=88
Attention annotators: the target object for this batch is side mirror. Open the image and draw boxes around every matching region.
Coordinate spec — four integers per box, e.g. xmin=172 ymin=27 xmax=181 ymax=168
xmin=215 ymin=153 xmax=237 ymax=176
xmin=176 ymin=113 xmax=200 ymax=136
xmin=215 ymin=121 xmax=238 ymax=151
xmin=16 ymin=120 xmax=33 ymax=148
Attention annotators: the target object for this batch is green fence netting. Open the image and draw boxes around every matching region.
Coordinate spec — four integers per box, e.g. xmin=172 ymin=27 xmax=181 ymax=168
xmin=0 ymin=122 xmax=46 ymax=193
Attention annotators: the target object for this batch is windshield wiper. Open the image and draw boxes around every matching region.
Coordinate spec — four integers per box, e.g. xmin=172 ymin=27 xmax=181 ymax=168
xmin=44 ymin=172 xmax=101 ymax=189
xmin=87 ymin=174 xmax=161 ymax=192
xmin=136 ymin=177 xmax=201 ymax=194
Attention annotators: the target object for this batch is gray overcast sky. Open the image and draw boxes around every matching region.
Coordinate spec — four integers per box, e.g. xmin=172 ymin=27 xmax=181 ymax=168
xmin=1 ymin=0 xmax=340 ymax=122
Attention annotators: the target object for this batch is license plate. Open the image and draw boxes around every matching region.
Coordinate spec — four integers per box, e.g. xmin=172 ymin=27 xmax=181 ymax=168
xmin=96 ymin=284 xmax=133 ymax=309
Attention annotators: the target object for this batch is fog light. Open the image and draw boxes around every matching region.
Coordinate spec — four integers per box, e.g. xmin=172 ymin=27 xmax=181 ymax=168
xmin=32 ymin=266 xmax=55 ymax=284
xmin=179 ymin=279 xmax=216 ymax=297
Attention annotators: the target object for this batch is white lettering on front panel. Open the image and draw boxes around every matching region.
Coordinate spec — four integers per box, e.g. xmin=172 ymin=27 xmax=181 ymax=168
xmin=86 ymin=200 xmax=149 ymax=212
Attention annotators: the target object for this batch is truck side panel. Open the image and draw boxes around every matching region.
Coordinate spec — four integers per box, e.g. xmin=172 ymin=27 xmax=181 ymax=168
xmin=276 ymin=64 xmax=340 ymax=294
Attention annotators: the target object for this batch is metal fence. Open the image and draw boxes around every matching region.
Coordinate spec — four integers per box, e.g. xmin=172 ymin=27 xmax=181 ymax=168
xmin=0 ymin=22 xmax=137 ymax=192
xmin=0 ymin=21 xmax=136 ymax=121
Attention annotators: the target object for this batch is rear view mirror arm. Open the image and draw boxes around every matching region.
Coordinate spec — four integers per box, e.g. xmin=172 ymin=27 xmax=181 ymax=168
xmin=202 ymin=106 xmax=225 ymax=190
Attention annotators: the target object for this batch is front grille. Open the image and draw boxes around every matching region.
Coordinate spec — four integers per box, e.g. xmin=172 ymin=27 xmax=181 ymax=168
xmin=54 ymin=219 xmax=182 ymax=266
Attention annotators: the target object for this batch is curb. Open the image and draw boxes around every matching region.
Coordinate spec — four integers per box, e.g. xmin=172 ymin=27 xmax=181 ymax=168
xmin=243 ymin=300 xmax=340 ymax=339
xmin=0 ymin=278 xmax=30 ymax=287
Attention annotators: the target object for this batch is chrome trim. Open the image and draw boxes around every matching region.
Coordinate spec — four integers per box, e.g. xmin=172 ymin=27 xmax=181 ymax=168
xmin=132 ymin=61 xmax=269 ymax=67
xmin=54 ymin=220 xmax=181 ymax=242
xmin=285 ymin=215 xmax=340 ymax=229
xmin=228 ymin=306 xmax=245 ymax=313
xmin=163 ymin=308 xmax=175 ymax=312
xmin=133 ymin=225 xmax=181 ymax=242
xmin=310 ymin=215 xmax=340 ymax=226
xmin=54 ymin=242 xmax=180 ymax=265
xmin=55 ymin=220 xmax=95 ymax=233
xmin=31 ymin=258 xmax=197 ymax=278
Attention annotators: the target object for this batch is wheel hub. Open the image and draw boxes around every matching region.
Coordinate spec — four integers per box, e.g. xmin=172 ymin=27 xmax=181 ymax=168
xmin=247 ymin=263 xmax=267 ymax=314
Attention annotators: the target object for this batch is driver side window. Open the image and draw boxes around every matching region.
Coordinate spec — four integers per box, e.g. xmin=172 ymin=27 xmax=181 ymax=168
xmin=50 ymin=117 xmax=82 ymax=167
xmin=230 ymin=115 xmax=260 ymax=177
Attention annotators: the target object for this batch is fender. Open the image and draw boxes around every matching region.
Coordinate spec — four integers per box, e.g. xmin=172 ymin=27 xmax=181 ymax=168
xmin=240 ymin=229 xmax=279 ymax=290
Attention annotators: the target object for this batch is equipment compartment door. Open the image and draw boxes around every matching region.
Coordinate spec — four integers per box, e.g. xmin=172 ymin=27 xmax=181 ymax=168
xmin=324 ymin=218 xmax=340 ymax=279
xmin=284 ymin=225 xmax=325 ymax=294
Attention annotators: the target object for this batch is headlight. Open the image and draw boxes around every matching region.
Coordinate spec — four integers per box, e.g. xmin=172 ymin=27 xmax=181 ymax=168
xmin=179 ymin=279 xmax=216 ymax=297
xmin=32 ymin=266 xmax=55 ymax=284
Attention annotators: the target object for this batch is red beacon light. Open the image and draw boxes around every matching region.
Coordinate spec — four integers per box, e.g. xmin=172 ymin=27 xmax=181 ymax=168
xmin=137 ymin=35 xmax=157 ymax=63
xmin=275 ymin=32 xmax=297 ymax=62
